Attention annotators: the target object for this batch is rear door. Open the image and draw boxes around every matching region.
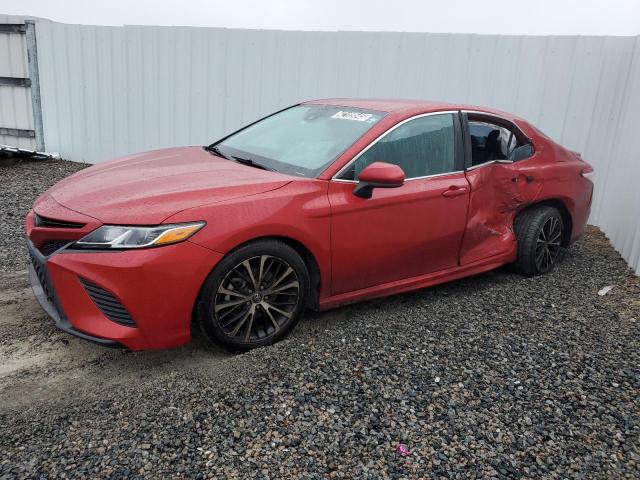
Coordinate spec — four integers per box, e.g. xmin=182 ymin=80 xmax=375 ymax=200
xmin=328 ymin=111 xmax=469 ymax=295
xmin=459 ymin=112 xmax=542 ymax=265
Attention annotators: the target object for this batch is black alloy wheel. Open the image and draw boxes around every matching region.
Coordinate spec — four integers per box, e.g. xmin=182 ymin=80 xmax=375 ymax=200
xmin=198 ymin=240 xmax=309 ymax=351
xmin=514 ymin=206 xmax=564 ymax=276
xmin=215 ymin=255 xmax=300 ymax=342
xmin=534 ymin=215 xmax=562 ymax=273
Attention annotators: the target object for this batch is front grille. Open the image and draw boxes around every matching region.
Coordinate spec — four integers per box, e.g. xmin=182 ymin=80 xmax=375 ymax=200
xmin=34 ymin=213 xmax=85 ymax=229
xmin=38 ymin=240 xmax=71 ymax=257
xmin=80 ymin=279 xmax=136 ymax=327
xmin=28 ymin=248 xmax=57 ymax=307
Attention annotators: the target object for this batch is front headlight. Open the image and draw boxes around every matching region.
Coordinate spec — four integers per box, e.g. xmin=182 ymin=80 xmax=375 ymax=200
xmin=72 ymin=222 xmax=205 ymax=250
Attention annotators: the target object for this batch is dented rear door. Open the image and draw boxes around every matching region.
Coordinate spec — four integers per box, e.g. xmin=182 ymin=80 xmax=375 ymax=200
xmin=460 ymin=159 xmax=543 ymax=265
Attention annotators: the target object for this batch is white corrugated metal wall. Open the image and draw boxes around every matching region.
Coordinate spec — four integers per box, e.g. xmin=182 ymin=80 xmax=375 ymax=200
xmin=27 ymin=22 xmax=640 ymax=272
xmin=0 ymin=15 xmax=36 ymax=149
xmin=592 ymin=36 xmax=640 ymax=273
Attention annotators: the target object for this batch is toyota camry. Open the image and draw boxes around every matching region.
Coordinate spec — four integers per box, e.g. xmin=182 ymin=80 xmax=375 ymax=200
xmin=26 ymin=99 xmax=594 ymax=351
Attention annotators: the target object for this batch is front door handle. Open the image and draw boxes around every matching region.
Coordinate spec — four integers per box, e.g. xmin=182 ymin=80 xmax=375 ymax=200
xmin=442 ymin=186 xmax=468 ymax=198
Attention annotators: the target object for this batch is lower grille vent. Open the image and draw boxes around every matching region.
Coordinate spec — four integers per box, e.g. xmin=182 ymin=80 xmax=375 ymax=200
xmin=80 ymin=279 xmax=136 ymax=327
xmin=38 ymin=241 xmax=70 ymax=257
xmin=29 ymin=249 xmax=56 ymax=307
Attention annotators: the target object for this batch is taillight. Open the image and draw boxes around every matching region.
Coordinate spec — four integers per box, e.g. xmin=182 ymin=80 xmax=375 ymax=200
xmin=581 ymin=165 xmax=595 ymax=182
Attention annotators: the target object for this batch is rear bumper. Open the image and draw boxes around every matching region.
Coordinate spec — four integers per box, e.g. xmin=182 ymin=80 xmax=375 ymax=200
xmin=569 ymin=180 xmax=594 ymax=244
xmin=27 ymin=240 xmax=223 ymax=350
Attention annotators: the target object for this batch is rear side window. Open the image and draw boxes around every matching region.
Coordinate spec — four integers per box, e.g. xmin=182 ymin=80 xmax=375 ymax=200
xmin=340 ymin=113 xmax=457 ymax=180
xmin=468 ymin=118 xmax=532 ymax=166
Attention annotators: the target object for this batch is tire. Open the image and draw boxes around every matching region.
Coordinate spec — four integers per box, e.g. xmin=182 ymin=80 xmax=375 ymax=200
xmin=513 ymin=206 xmax=564 ymax=277
xmin=197 ymin=239 xmax=310 ymax=351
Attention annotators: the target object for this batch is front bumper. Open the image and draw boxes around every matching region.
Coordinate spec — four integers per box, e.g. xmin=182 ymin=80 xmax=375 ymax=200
xmin=28 ymin=241 xmax=121 ymax=346
xmin=27 ymin=239 xmax=223 ymax=350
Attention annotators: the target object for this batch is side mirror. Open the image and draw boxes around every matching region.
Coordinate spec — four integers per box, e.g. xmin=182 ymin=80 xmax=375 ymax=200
xmin=353 ymin=162 xmax=405 ymax=199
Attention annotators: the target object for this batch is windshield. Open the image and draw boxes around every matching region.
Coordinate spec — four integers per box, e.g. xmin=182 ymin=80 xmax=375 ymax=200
xmin=210 ymin=105 xmax=385 ymax=177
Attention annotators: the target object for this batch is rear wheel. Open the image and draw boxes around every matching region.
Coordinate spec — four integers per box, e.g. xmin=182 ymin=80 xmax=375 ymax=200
xmin=197 ymin=240 xmax=309 ymax=351
xmin=514 ymin=206 xmax=564 ymax=276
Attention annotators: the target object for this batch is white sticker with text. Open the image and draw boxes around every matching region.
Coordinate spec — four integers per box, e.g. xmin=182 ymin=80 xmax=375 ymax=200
xmin=331 ymin=111 xmax=373 ymax=122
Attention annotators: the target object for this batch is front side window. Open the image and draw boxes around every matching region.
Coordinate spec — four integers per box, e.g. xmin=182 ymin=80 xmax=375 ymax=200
xmin=212 ymin=105 xmax=385 ymax=177
xmin=339 ymin=113 xmax=456 ymax=181
xmin=468 ymin=118 xmax=532 ymax=166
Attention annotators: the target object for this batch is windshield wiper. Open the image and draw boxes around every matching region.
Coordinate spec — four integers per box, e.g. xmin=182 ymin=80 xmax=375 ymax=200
xmin=205 ymin=145 xmax=275 ymax=172
xmin=231 ymin=156 xmax=276 ymax=172
xmin=204 ymin=145 xmax=232 ymax=160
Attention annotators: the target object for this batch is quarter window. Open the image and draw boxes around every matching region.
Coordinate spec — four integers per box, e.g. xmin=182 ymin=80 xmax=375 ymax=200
xmin=468 ymin=118 xmax=532 ymax=166
xmin=339 ymin=113 xmax=457 ymax=181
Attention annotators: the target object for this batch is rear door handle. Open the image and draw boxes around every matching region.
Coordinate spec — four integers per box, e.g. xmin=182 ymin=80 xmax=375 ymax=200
xmin=512 ymin=175 xmax=535 ymax=183
xmin=442 ymin=186 xmax=468 ymax=198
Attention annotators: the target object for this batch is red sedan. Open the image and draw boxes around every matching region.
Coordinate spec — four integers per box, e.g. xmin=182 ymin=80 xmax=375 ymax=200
xmin=26 ymin=99 xmax=594 ymax=351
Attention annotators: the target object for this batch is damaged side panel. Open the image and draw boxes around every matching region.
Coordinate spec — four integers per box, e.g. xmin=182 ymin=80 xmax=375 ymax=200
xmin=460 ymin=160 xmax=543 ymax=265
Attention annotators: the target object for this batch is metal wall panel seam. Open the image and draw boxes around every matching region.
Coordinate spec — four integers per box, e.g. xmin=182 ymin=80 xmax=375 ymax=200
xmin=24 ymin=21 xmax=44 ymax=151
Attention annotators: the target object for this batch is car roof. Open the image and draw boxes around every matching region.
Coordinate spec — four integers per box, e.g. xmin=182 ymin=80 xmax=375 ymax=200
xmin=304 ymin=98 xmax=457 ymax=113
xmin=303 ymin=98 xmax=526 ymax=124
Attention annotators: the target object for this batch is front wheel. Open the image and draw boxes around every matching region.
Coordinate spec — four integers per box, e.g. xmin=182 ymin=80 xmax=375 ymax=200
xmin=514 ymin=206 xmax=564 ymax=276
xmin=197 ymin=240 xmax=309 ymax=351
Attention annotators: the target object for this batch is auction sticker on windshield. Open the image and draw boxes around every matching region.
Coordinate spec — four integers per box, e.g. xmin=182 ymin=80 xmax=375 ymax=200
xmin=332 ymin=111 xmax=374 ymax=122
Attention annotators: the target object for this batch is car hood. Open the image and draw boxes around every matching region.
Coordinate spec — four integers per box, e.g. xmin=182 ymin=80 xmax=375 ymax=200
xmin=42 ymin=146 xmax=292 ymax=224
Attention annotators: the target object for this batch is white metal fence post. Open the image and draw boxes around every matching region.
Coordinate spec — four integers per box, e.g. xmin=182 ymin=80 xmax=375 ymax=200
xmin=25 ymin=20 xmax=45 ymax=152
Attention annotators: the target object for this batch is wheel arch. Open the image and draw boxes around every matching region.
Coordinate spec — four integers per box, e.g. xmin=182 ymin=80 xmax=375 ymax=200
xmin=515 ymin=198 xmax=573 ymax=247
xmin=190 ymin=233 xmax=323 ymax=343
xmin=206 ymin=234 xmax=322 ymax=311
xmin=261 ymin=235 xmax=321 ymax=311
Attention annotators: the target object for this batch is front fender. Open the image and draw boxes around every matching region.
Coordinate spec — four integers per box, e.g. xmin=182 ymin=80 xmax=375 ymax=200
xmin=164 ymin=181 xmax=332 ymax=298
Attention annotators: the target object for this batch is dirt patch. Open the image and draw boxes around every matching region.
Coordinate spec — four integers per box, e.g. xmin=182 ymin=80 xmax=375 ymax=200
xmin=0 ymin=278 xmax=231 ymax=409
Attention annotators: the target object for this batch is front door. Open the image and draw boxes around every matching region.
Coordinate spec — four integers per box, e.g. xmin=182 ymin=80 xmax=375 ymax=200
xmin=328 ymin=112 xmax=470 ymax=295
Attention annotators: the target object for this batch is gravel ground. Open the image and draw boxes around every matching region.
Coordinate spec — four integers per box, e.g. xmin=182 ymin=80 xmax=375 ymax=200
xmin=0 ymin=159 xmax=87 ymax=278
xmin=1 ymin=160 xmax=639 ymax=479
